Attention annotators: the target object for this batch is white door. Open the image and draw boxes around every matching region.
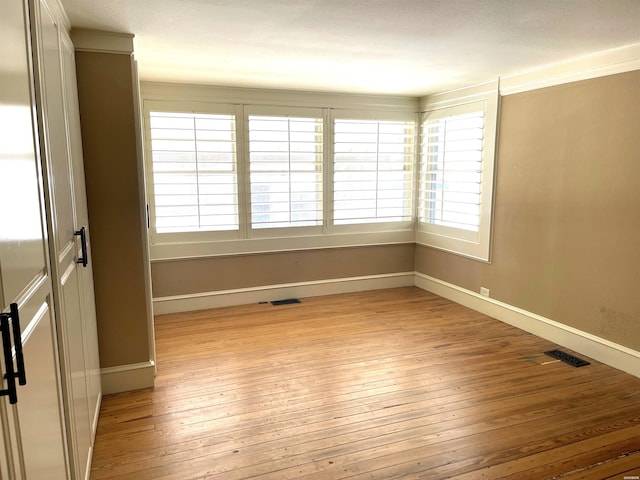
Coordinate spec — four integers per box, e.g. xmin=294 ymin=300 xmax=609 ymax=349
xmin=31 ymin=0 xmax=98 ymax=478
xmin=60 ymin=33 xmax=102 ymax=436
xmin=0 ymin=0 xmax=69 ymax=478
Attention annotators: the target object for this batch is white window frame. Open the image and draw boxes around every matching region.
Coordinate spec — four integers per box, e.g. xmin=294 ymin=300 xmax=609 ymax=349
xmin=143 ymin=100 xmax=244 ymax=246
xmin=416 ymin=82 xmax=499 ymax=262
xmin=329 ymin=109 xmax=417 ymax=234
xmin=140 ymin=83 xmax=419 ymax=260
xmin=245 ymin=105 xmax=326 ymax=238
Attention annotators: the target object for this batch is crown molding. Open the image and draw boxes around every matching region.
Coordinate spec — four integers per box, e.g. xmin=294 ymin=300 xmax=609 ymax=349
xmin=499 ymin=42 xmax=640 ymax=96
xmin=419 ymin=79 xmax=499 ymax=111
xmin=141 ymin=81 xmax=419 ymax=112
xmin=70 ymin=28 xmax=134 ymax=55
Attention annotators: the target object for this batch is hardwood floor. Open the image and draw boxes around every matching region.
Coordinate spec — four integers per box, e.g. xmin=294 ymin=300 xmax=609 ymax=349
xmin=90 ymin=287 xmax=640 ymax=479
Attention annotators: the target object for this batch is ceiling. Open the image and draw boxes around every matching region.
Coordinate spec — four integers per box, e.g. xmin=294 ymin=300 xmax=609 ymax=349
xmin=60 ymin=0 xmax=640 ymax=97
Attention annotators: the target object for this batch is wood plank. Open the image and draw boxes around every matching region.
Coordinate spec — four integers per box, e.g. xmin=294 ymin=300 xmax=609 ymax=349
xmin=559 ymin=451 xmax=640 ymax=479
xmin=90 ymin=287 xmax=640 ymax=480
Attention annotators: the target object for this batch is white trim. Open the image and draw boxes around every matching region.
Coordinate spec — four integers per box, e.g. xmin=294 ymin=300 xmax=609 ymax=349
xmin=100 ymin=361 xmax=155 ymax=395
xmin=83 ymin=447 xmax=93 ymax=480
xmin=331 ymin=109 xmax=418 ymax=122
xmin=499 ymin=42 xmax=640 ymax=96
xmin=42 ymin=0 xmax=70 ymax=31
xmin=413 ymin=238 xmax=491 ymax=263
xmin=150 ymin=231 xmax=415 ymax=261
xmin=7 ymin=272 xmax=48 ymax=316
xmin=417 ymin=84 xmax=499 ymax=262
xmin=90 ymin=392 xmax=101 ymax=441
xmin=19 ymin=300 xmax=49 ymax=345
xmin=141 ymin=82 xmax=419 ymax=112
xmin=153 ymin=272 xmax=415 ymax=314
xmin=84 ymin=392 xmax=101 ymax=480
xmin=415 ymin=273 xmax=640 ymax=379
xmin=419 ymin=79 xmax=499 ymax=111
xmin=70 ymin=28 xmax=134 ymax=55
xmin=133 ymin=60 xmax=158 ymax=375
xmin=246 ymin=104 xmax=324 ymax=118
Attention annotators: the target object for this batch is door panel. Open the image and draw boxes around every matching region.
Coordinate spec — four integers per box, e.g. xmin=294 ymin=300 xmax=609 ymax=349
xmin=15 ymin=290 xmax=68 ymax=480
xmin=60 ymin=34 xmax=102 ymax=429
xmin=59 ymin=264 xmax=91 ymax=478
xmin=38 ymin=0 xmax=75 ymax=255
xmin=0 ymin=0 xmax=47 ymax=311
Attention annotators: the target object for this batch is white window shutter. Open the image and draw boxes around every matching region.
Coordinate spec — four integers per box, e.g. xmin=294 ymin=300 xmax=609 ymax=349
xmin=417 ymin=81 xmax=499 ymax=261
xmin=419 ymin=111 xmax=484 ymax=231
xmin=333 ymin=118 xmax=415 ymax=225
xmin=149 ymin=111 xmax=238 ymax=233
xmin=248 ymin=115 xmax=323 ymax=229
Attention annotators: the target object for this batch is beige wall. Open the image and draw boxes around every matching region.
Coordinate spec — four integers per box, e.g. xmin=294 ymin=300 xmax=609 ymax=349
xmin=75 ymin=51 xmax=151 ymax=368
xmin=152 ymin=244 xmax=415 ymax=298
xmin=416 ymin=70 xmax=640 ymax=351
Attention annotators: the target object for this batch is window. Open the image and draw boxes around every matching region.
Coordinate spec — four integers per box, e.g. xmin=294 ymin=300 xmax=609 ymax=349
xmin=419 ymin=109 xmax=483 ymax=231
xmin=247 ymin=109 xmax=324 ymax=231
xmin=141 ymin=85 xmax=439 ymax=259
xmin=417 ymin=84 xmax=499 ymax=261
xmin=148 ymin=107 xmax=238 ymax=239
xmin=333 ymin=114 xmax=415 ymax=228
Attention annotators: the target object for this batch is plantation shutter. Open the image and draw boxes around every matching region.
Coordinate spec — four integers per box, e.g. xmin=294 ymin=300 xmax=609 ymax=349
xmin=333 ymin=118 xmax=415 ymax=225
xmin=419 ymin=110 xmax=484 ymax=231
xmin=149 ymin=111 xmax=238 ymax=233
xmin=248 ymin=113 xmax=323 ymax=229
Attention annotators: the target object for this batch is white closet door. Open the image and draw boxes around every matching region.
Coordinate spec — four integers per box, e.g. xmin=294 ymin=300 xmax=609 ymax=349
xmin=0 ymin=1 xmax=47 ymax=310
xmin=60 ymin=33 xmax=102 ymax=437
xmin=0 ymin=0 xmax=69 ymax=478
xmin=33 ymin=0 xmax=93 ymax=478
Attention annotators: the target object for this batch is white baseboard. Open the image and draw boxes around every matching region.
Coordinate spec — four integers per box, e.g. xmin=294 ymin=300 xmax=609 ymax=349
xmin=101 ymin=361 xmax=155 ymax=395
xmin=415 ymin=273 xmax=640 ymax=378
xmin=153 ymin=272 xmax=416 ymax=315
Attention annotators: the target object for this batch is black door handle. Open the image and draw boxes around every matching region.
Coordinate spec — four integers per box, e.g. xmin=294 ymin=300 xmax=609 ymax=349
xmin=9 ymin=303 xmax=26 ymax=386
xmin=0 ymin=313 xmax=18 ymax=404
xmin=75 ymin=226 xmax=88 ymax=267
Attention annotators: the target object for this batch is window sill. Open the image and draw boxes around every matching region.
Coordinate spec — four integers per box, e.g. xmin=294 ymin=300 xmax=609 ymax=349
xmin=150 ymin=229 xmax=416 ymax=261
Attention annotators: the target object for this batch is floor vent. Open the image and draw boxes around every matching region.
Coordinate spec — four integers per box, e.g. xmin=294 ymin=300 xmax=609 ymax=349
xmin=544 ymin=349 xmax=590 ymax=367
xmin=271 ymin=298 xmax=301 ymax=306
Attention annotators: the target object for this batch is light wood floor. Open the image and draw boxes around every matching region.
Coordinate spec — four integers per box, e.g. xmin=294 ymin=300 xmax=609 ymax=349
xmin=90 ymin=287 xmax=640 ymax=479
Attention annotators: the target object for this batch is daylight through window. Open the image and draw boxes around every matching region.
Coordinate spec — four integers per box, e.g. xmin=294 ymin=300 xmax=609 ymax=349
xmin=143 ymin=84 xmax=497 ymax=260
xmin=248 ymin=115 xmax=323 ymax=229
xmin=149 ymin=111 xmax=238 ymax=233
xmin=333 ymin=118 xmax=415 ymax=225
xmin=419 ymin=110 xmax=484 ymax=231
